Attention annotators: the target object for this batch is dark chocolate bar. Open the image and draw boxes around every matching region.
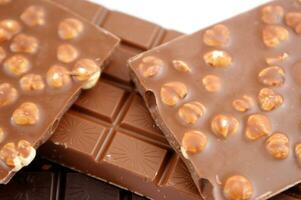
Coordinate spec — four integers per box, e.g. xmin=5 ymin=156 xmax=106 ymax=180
xmin=0 ymin=0 xmax=119 ymax=184
xmin=129 ymin=0 xmax=301 ymax=199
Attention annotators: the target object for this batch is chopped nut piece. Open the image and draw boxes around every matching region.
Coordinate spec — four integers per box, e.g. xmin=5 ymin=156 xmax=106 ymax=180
xmin=258 ymin=88 xmax=283 ymax=111
xmin=72 ymin=59 xmax=100 ymax=89
xmin=58 ymin=18 xmax=84 ymax=40
xmin=265 ymin=133 xmax=289 ymax=160
xmin=178 ymin=101 xmax=206 ymax=124
xmin=0 ymin=0 xmax=11 ymax=5
xmin=0 ymin=19 xmax=22 ymax=42
xmin=265 ymin=53 xmax=288 ymax=65
xmin=0 ymin=46 xmax=6 ymax=63
xmin=20 ymin=74 xmax=45 ymax=91
xmin=203 ymin=50 xmax=232 ymax=68
xmin=160 ymin=82 xmax=188 ymax=106
xmin=138 ymin=56 xmax=164 ymax=77
xmin=12 ymin=102 xmax=40 ymax=125
xmin=203 ymin=24 xmax=230 ymax=47
xmin=182 ymin=130 xmax=208 ymax=154
xmin=246 ymin=114 xmax=272 ymax=140
xmin=223 ymin=175 xmax=253 ymax=200
xmin=261 ymin=5 xmax=284 ymax=24
xmin=211 ymin=114 xmax=239 ymax=139
xmin=0 ymin=128 xmax=5 ymax=143
xmin=0 ymin=143 xmax=22 ymax=171
xmin=10 ymin=33 xmax=39 ymax=54
xmin=21 ymin=5 xmax=45 ymax=26
xmin=295 ymin=143 xmax=301 ymax=166
xmin=202 ymin=75 xmax=221 ymax=92
xmin=285 ymin=12 xmax=301 ymax=34
xmin=232 ymin=95 xmax=253 ymax=112
xmin=0 ymin=83 xmax=18 ymax=107
xmin=258 ymin=66 xmax=285 ymax=87
xmin=57 ymin=44 xmax=78 ymax=63
xmin=172 ymin=60 xmax=191 ymax=72
xmin=262 ymin=25 xmax=288 ymax=48
xmin=17 ymin=140 xmax=36 ymax=166
xmin=47 ymin=65 xmax=71 ymax=88
xmin=4 ymin=55 xmax=31 ymax=76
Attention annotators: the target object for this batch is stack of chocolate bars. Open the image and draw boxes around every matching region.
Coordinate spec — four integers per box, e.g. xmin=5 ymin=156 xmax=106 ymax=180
xmin=1 ymin=0 xmax=301 ymax=199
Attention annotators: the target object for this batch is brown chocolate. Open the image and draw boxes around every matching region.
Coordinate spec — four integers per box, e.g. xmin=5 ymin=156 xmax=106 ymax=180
xmin=0 ymin=0 xmax=119 ymax=183
xmin=129 ymin=0 xmax=301 ymax=199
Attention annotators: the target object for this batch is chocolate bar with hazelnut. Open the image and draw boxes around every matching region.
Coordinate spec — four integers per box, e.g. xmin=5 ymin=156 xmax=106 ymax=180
xmin=129 ymin=0 xmax=301 ymax=199
xmin=0 ymin=0 xmax=119 ymax=184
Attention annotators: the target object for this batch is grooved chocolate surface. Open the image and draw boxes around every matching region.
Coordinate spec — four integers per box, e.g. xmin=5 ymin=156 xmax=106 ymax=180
xmin=129 ymin=0 xmax=301 ymax=199
xmin=0 ymin=0 xmax=119 ymax=184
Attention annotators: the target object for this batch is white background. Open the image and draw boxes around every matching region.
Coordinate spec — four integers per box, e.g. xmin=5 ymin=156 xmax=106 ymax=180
xmin=89 ymin=0 xmax=271 ymax=33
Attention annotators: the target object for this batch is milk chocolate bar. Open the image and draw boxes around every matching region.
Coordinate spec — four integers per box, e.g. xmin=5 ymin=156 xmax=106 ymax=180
xmin=0 ymin=0 xmax=119 ymax=184
xmin=129 ymin=0 xmax=301 ymax=199
xmin=40 ymin=0 xmax=201 ymax=199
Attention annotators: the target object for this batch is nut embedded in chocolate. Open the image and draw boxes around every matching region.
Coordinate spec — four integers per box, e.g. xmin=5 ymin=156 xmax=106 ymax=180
xmin=72 ymin=58 xmax=100 ymax=89
xmin=203 ymin=50 xmax=232 ymax=68
xmin=0 ymin=143 xmax=22 ymax=171
xmin=223 ymin=175 xmax=253 ymax=200
xmin=261 ymin=5 xmax=284 ymax=24
xmin=21 ymin=5 xmax=45 ymax=26
xmin=3 ymin=55 xmax=31 ymax=76
xmin=172 ymin=60 xmax=191 ymax=73
xmin=203 ymin=24 xmax=230 ymax=47
xmin=232 ymin=95 xmax=253 ymax=112
xmin=47 ymin=65 xmax=71 ymax=88
xmin=262 ymin=25 xmax=288 ymax=48
xmin=160 ymin=82 xmax=188 ymax=106
xmin=265 ymin=133 xmax=289 ymax=160
xmin=20 ymin=74 xmax=45 ymax=91
xmin=10 ymin=33 xmax=39 ymax=54
xmin=0 ymin=83 xmax=18 ymax=107
xmin=202 ymin=75 xmax=221 ymax=92
xmin=138 ymin=56 xmax=164 ymax=78
xmin=58 ymin=18 xmax=84 ymax=40
xmin=178 ymin=101 xmax=206 ymax=124
xmin=265 ymin=53 xmax=288 ymax=65
xmin=245 ymin=114 xmax=272 ymax=140
xmin=0 ymin=19 xmax=22 ymax=43
xmin=258 ymin=66 xmax=285 ymax=87
xmin=211 ymin=114 xmax=239 ymax=139
xmin=17 ymin=140 xmax=36 ymax=166
xmin=12 ymin=102 xmax=40 ymax=125
xmin=295 ymin=143 xmax=301 ymax=166
xmin=258 ymin=88 xmax=283 ymax=111
xmin=285 ymin=12 xmax=301 ymax=34
xmin=57 ymin=44 xmax=78 ymax=63
xmin=181 ymin=130 xmax=208 ymax=154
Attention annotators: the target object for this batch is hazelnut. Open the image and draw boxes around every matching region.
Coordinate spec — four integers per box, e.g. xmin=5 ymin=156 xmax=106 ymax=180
xmin=203 ymin=50 xmax=232 ymax=68
xmin=160 ymin=82 xmax=188 ymax=106
xmin=265 ymin=133 xmax=289 ymax=160
xmin=0 ymin=46 xmax=6 ymax=63
xmin=223 ymin=175 xmax=253 ymax=200
xmin=0 ymin=143 xmax=22 ymax=171
xmin=295 ymin=143 xmax=301 ymax=166
xmin=211 ymin=114 xmax=239 ymax=139
xmin=0 ymin=0 xmax=11 ymax=5
xmin=138 ymin=56 xmax=164 ymax=77
xmin=10 ymin=33 xmax=39 ymax=54
xmin=57 ymin=44 xmax=78 ymax=63
xmin=246 ymin=114 xmax=272 ymax=140
xmin=12 ymin=102 xmax=40 ymax=125
xmin=0 ymin=83 xmax=18 ymax=107
xmin=258 ymin=66 xmax=285 ymax=87
xmin=21 ymin=5 xmax=45 ymax=26
xmin=58 ymin=18 xmax=84 ymax=40
xmin=261 ymin=5 xmax=284 ymax=24
xmin=20 ymin=74 xmax=45 ymax=91
xmin=47 ymin=65 xmax=71 ymax=88
xmin=258 ymin=88 xmax=283 ymax=111
xmin=203 ymin=24 xmax=230 ymax=47
xmin=178 ymin=101 xmax=206 ymax=124
xmin=265 ymin=53 xmax=288 ymax=65
xmin=0 ymin=19 xmax=22 ymax=42
xmin=172 ymin=60 xmax=191 ymax=72
xmin=285 ymin=12 xmax=301 ymax=34
xmin=4 ymin=55 xmax=31 ymax=76
xmin=262 ymin=25 xmax=288 ymax=48
xmin=202 ymin=75 xmax=221 ymax=92
xmin=0 ymin=128 xmax=5 ymax=143
xmin=232 ymin=95 xmax=253 ymax=112
xmin=17 ymin=140 xmax=36 ymax=166
xmin=182 ymin=130 xmax=208 ymax=154
xmin=72 ymin=59 xmax=100 ymax=89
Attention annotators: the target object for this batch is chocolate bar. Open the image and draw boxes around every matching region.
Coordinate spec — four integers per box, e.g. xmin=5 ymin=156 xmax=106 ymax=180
xmin=129 ymin=0 xmax=301 ymax=199
xmin=40 ymin=0 xmax=202 ymax=200
xmin=0 ymin=0 xmax=119 ymax=184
